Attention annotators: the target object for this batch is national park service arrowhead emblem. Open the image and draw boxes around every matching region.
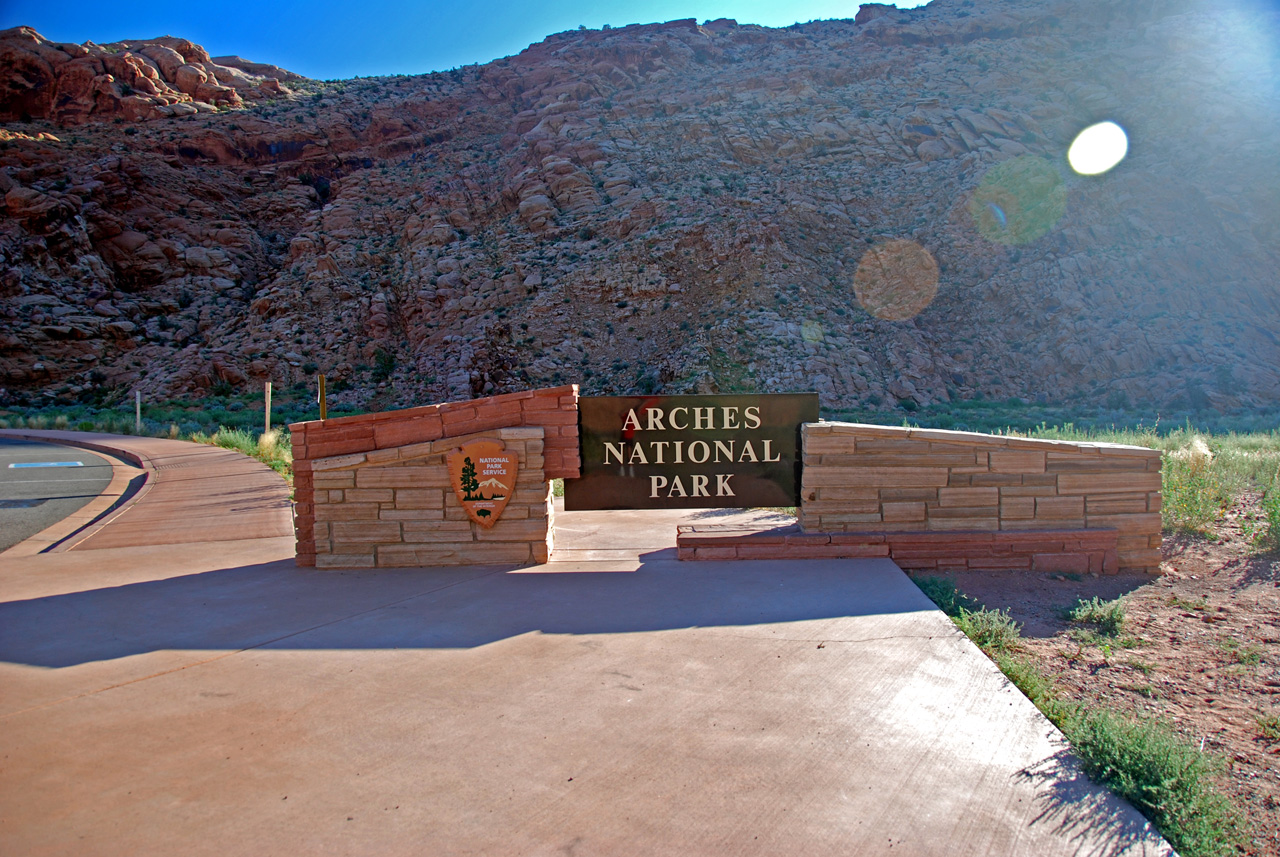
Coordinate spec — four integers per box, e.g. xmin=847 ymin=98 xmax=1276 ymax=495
xmin=446 ymin=440 xmax=518 ymax=528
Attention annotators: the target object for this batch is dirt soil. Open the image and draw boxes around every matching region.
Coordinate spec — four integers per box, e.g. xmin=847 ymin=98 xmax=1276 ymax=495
xmin=917 ymin=494 xmax=1280 ymax=857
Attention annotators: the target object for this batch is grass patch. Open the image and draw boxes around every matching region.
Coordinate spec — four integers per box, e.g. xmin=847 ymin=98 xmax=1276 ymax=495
xmin=1066 ymin=596 xmax=1127 ymax=636
xmin=1167 ymin=594 xmax=1209 ymax=611
xmin=914 ymin=577 xmax=1020 ymax=654
xmin=913 ymin=576 xmax=980 ymax=617
xmin=955 ymin=605 xmax=1022 ymax=654
xmin=1257 ymin=713 xmax=1280 ymax=741
xmin=913 ymin=577 xmax=1245 ymax=856
xmin=1217 ymin=637 xmax=1263 ymax=666
xmin=1059 ymin=708 xmax=1243 ymax=857
xmin=189 ymin=427 xmax=292 ymax=483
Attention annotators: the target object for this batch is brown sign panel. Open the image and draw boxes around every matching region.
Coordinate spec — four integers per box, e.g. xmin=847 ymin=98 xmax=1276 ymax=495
xmin=564 ymin=393 xmax=819 ymax=511
xmin=447 ymin=440 xmax=518 ymax=527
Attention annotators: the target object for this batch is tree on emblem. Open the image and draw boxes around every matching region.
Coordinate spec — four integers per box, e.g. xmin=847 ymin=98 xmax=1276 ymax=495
xmin=460 ymin=456 xmax=480 ymax=500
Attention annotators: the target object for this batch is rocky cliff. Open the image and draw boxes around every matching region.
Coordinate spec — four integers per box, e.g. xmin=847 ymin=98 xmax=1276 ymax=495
xmin=1 ymin=0 xmax=1277 ymax=414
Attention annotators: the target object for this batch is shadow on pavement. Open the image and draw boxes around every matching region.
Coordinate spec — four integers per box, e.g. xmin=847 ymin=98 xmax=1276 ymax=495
xmin=0 ymin=557 xmax=928 ymax=668
xmin=1017 ymin=749 xmax=1165 ymax=857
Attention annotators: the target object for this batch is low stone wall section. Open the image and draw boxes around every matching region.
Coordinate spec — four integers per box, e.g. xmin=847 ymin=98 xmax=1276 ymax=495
xmin=309 ymin=427 xmax=552 ymax=569
xmin=799 ymin=422 xmax=1162 ymax=573
xmin=291 ymin=385 xmax=579 ymax=567
xmin=677 ymin=525 xmax=1120 ymax=574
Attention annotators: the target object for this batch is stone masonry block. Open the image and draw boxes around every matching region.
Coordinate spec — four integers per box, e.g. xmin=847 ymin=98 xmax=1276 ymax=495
xmin=314 ymin=472 xmax=356 ymax=489
xmin=989 ymin=450 xmax=1046 ymax=473
xmin=882 ymin=502 xmax=927 ymax=522
xmin=878 ymin=488 xmax=938 ymax=502
xmin=315 ymin=503 xmax=381 ymax=522
xmin=380 ymin=509 xmax=445 ymax=521
xmin=393 ymin=489 xmax=444 ymax=509
xmin=1000 ymin=497 xmax=1036 ymax=519
xmin=813 ymin=486 xmax=882 ymax=501
xmin=1085 ymin=512 xmax=1162 ymax=534
xmin=312 ymin=452 xmax=367 ymax=472
xmin=927 ymin=517 xmax=999 ymax=531
xmin=1032 ymin=553 xmax=1091 ymax=574
xmin=998 ymin=485 xmax=1058 ymax=497
xmin=968 ymin=474 xmax=1025 ymax=487
xmin=1118 ymin=548 xmax=1162 ymax=570
xmin=804 ymin=467 xmax=949 ymax=488
xmin=938 ymin=487 xmax=999 ymax=507
xmin=357 ymin=466 xmax=451 ymax=489
xmin=345 ymin=489 xmax=394 ymax=504
xmin=1058 ymin=472 xmax=1162 ymax=495
xmin=331 ymin=521 xmax=403 ymax=543
xmin=1035 ymin=496 xmax=1085 ymax=518
xmin=804 ymin=500 xmax=881 ymax=515
xmin=476 ymin=519 xmax=550 ymax=542
xmin=1086 ymin=496 xmax=1148 ymax=514
xmin=1001 ymin=518 xmax=1085 ymax=531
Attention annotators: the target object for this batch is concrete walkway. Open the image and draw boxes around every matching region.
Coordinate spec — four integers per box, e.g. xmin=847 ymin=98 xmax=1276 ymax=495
xmin=0 ymin=432 xmax=1171 ymax=856
xmin=0 ymin=429 xmax=293 ymax=554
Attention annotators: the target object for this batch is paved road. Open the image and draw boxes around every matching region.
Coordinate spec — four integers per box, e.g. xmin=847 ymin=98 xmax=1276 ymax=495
xmin=0 ymin=437 xmax=114 ymax=552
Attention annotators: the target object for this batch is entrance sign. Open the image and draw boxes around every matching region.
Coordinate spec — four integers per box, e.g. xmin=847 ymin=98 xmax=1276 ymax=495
xmin=447 ymin=440 xmax=519 ymax=527
xmin=564 ymin=393 xmax=819 ymax=510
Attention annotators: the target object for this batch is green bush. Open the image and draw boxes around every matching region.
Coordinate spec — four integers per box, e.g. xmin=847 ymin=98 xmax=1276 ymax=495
xmin=954 ymin=605 xmax=1022 ymax=654
xmin=1067 ymin=596 xmax=1127 ymax=636
xmin=1057 ymin=708 xmax=1243 ymax=857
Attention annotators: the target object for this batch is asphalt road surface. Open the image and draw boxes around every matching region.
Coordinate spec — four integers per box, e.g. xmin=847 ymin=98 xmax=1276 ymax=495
xmin=0 ymin=439 xmax=114 ymax=553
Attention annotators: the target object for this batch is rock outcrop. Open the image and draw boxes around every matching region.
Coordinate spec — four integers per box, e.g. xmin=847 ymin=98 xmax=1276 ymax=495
xmin=0 ymin=27 xmax=297 ymax=125
xmin=0 ymin=0 xmax=1277 ymax=415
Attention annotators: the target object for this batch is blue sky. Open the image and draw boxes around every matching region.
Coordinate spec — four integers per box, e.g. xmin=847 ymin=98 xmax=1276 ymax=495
xmin=0 ymin=0 xmax=926 ymax=79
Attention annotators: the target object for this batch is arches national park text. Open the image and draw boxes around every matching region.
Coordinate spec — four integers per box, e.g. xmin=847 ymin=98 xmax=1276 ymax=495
xmin=564 ymin=394 xmax=819 ymax=511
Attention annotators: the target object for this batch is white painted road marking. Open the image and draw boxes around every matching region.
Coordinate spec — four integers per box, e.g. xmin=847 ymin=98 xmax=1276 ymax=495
xmin=9 ymin=462 xmax=85 ymax=468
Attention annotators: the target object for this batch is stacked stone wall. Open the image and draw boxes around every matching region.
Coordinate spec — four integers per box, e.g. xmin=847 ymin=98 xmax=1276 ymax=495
xmin=290 ymin=385 xmax=578 ymax=568
xmin=308 ymin=427 xmax=551 ymax=569
xmin=798 ymin=422 xmax=1163 ymax=572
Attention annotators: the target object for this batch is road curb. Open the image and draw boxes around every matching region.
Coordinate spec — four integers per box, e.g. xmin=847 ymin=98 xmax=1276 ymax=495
xmin=0 ymin=430 xmax=155 ymax=557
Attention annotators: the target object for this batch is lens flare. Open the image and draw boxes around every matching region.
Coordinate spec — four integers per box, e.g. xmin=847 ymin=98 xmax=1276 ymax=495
xmin=968 ymin=155 xmax=1066 ymax=245
xmin=852 ymin=239 xmax=939 ymax=321
xmin=1067 ymin=121 xmax=1128 ymax=175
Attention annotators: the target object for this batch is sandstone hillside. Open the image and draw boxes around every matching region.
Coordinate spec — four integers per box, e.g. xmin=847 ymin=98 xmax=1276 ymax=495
xmin=1 ymin=0 xmax=1277 ymax=414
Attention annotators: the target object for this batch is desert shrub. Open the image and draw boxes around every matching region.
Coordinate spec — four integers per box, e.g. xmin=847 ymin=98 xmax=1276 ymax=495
xmin=1067 ymin=596 xmax=1127 ymax=636
xmin=1057 ymin=708 xmax=1243 ymax=857
xmin=954 ymin=605 xmax=1022 ymax=654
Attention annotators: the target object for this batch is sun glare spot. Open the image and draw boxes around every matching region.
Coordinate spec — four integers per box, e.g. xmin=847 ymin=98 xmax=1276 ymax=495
xmin=852 ymin=239 xmax=939 ymax=321
xmin=1068 ymin=121 xmax=1128 ymax=175
xmin=968 ymin=155 xmax=1066 ymax=245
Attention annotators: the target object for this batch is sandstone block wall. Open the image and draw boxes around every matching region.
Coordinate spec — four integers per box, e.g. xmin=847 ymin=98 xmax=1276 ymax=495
xmin=799 ymin=422 xmax=1163 ymax=572
xmin=308 ymin=427 xmax=551 ymax=569
xmin=291 ymin=386 xmax=579 ymax=567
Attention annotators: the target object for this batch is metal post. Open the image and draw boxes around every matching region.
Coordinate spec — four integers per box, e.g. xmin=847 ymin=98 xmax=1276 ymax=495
xmin=265 ymin=381 xmax=272 ymax=434
xmin=135 ymin=390 xmax=141 ymax=434
xmin=318 ymin=374 xmax=327 ymax=420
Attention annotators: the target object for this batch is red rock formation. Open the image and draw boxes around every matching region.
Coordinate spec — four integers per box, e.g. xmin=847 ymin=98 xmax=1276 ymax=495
xmin=0 ymin=26 xmax=298 ymax=125
xmin=0 ymin=0 xmax=1278 ymax=416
